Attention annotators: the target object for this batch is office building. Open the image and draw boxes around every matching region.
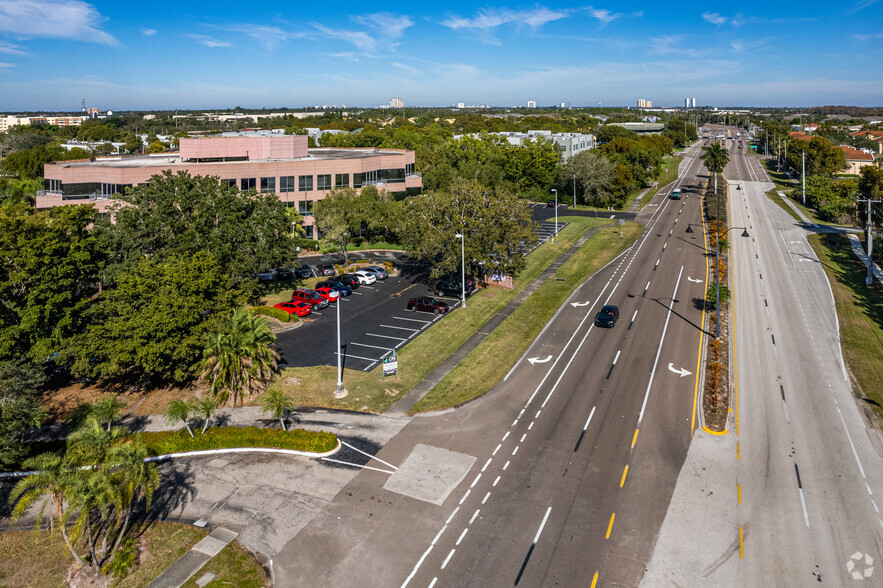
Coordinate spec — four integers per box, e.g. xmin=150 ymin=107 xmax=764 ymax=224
xmin=37 ymin=135 xmax=422 ymax=239
xmin=390 ymin=97 xmax=404 ymax=108
xmin=527 ymin=100 xmax=537 ymax=108
xmin=452 ymin=130 xmax=595 ymax=162
xmin=0 ymin=115 xmax=89 ymax=133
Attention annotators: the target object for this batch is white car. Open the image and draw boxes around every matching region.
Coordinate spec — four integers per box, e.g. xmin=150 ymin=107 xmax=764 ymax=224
xmin=354 ymin=269 xmax=377 ymax=284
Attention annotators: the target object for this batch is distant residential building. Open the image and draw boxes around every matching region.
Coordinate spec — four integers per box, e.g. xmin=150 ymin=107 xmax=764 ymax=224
xmin=837 ymin=145 xmax=877 ymax=174
xmin=452 ymin=130 xmax=595 ymax=162
xmin=0 ymin=114 xmax=89 ymax=133
xmin=788 ymin=131 xmax=814 ymax=142
xmin=692 ymin=98 xmax=697 ymax=108
xmin=527 ymin=100 xmax=537 ymax=108
xmin=636 ymin=99 xmax=653 ymax=108
xmin=37 ymin=135 xmax=422 ymax=238
xmin=850 ymin=130 xmax=883 ymax=154
xmin=390 ymin=97 xmax=404 ymax=108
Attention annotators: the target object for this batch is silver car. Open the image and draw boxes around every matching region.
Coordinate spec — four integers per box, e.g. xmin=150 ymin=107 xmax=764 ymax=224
xmin=363 ymin=265 xmax=389 ymax=280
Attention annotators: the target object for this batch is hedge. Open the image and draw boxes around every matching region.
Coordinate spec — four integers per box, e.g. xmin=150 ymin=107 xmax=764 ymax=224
xmin=249 ymin=306 xmax=293 ymax=323
xmin=139 ymin=426 xmax=338 ymax=455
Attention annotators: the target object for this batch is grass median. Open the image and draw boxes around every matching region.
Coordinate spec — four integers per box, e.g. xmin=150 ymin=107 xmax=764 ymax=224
xmin=638 ymin=155 xmax=683 ymax=209
xmin=409 ymin=221 xmax=643 ymax=413
xmin=808 ymin=233 xmax=883 ymax=419
xmin=273 ymin=216 xmax=615 ymax=413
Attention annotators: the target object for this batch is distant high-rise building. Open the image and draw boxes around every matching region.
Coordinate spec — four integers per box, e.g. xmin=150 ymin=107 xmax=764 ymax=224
xmin=692 ymin=98 xmax=697 ymax=108
xmin=527 ymin=100 xmax=537 ymax=108
xmin=390 ymin=97 xmax=404 ymax=108
xmin=647 ymin=100 xmax=653 ymax=108
xmin=637 ymin=98 xmax=646 ymax=108
xmin=560 ymin=102 xmax=566 ymax=108
xmin=685 ymin=98 xmax=690 ymax=109
xmin=456 ymin=102 xmax=465 ymax=108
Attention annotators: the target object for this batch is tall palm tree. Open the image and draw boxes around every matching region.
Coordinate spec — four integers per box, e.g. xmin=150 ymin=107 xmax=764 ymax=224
xmin=9 ymin=451 xmax=72 ymax=535
xmin=194 ymin=397 xmax=217 ymax=434
xmin=701 ymin=143 xmax=730 ymax=197
xmin=199 ymin=308 xmax=279 ymax=407
xmin=105 ymin=435 xmax=159 ymax=558
xmin=165 ymin=399 xmax=195 ymax=437
xmin=260 ymin=389 xmax=295 ymax=431
xmin=91 ymin=395 xmax=127 ymax=432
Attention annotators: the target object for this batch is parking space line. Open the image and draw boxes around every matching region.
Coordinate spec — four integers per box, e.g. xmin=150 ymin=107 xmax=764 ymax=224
xmin=392 ymin=317 xmax=433 ymax=324
xmin=334 ymin=352 xmax=381 ymax=363
xmin=380 ymin=324 xmax=421 ymax=332
xmin=349 ymin=342 xmax=395 ymax=352
xmin=367 ymin=333 xmax=408 ymax=341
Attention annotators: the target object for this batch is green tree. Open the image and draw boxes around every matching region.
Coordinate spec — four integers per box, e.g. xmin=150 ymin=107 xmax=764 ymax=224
xmin=313 ymin=187 xmax=361 ymax=261
xmin=199 ymin=308 xmax=279 ymax=407
xmin=559 ymin=151 xmax=615 ymax=206
xmin=165 ymin=399 xmax=195 ymax=437
xmin=0 ymin=360 xmax=46 ymax=470
xmin=63 ymin=251 xmax=239 ymax=384
xmin=0 ymin=203 xmax=103 ymax=363
xmin=403 ymin=178 xmax=538 ymax=278
xmin=702 ymin=143 xmax=730 ymax=195
xmin=91 ymin=395 xmax=127 ymax=432
xmin=260 ymin=388 xmax=295 ymax=431
xmin=194 ymin=397 xmax=217 ymax=434
xmin=786 ymin=136 xmax=847 ymax=177
xmin=0 ymin=177 xmax=44 ymax=206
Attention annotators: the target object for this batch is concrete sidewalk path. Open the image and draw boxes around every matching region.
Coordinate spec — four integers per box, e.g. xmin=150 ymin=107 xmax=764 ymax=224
xmin=383 ymin=222 xmax=613 ymax=417
xmin=147 ymin=527 xmax=238 ymax=588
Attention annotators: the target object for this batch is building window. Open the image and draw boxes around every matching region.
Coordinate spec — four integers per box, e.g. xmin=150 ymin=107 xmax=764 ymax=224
xmin=280 ymin=176 xmax=295 ymax=193
xmin=47 ymin=179 xmax=61 ymax=193
xmin=260 ymin=176 xmax=276 ymax=193
xmin=335 ymin=173 xmax=349 ymax=187
xmin=223 ymin=179 xmax=237 ymax=189
xmin=317 ymin=174 xmax=331 ymax=190
xmin=298 ymin=175 xmax=313 ymax=192
xmin=298 ymin=200 xmax=314 ymax=216
xmin=240 ymin=178 xmax=256 ymax=191
xmin=304 ymin=225 xmax=314 ymax=239
xmin=405 ymin=163 xmax=415 ymax=175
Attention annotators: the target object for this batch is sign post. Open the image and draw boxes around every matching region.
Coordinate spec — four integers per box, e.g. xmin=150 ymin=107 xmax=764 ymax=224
xmin=383 ymin=351 xmax=398 ymax=380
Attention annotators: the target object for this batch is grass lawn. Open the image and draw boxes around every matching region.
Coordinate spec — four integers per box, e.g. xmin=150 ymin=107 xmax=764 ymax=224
xmin=0 ymin=522 xmax=266 ymax=588
xmin=637 ymin=155 xmax=683 ymax=210
xmin=760 ymin=159 xmax=842 ymax=227
xmin=274 ymin=216 xmax=616 ymax=412
xmin=410 ymin=221 xmax=644 ymax=413
xmin=807 ymin=233 xmax=883 ymax=420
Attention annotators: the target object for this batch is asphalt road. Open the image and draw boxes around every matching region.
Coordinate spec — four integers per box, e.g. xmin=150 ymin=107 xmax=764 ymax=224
xmin=273 ymin=141 xmax=715 ymax=587
xmin=643 ymin=126 xmax=883 ymax=585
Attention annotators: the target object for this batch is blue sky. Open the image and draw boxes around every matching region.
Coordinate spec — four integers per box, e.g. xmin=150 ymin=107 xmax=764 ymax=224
xmin=0 ymin=1 xmax=881 ymax=111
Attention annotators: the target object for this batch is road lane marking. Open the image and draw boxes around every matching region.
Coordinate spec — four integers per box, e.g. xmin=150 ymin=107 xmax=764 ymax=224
xmin=739 ymin=527 xmax=744 ymax=558
xmin=502 ymin=432 xmax=509 ymax=442
xmin=520 ymin=433 xmax=527 ymax=442
xmin=441 ymin=549 xmax=455 ymax=569
xmin=503 ymin=461 xmax=510 ymax=470
xmin=470 ymin=474 xmax=481 ymax=488
xmin=780 ymin=385 xmax=790 ymax=422
xmin=654 ymin=258 xmax=660 ymax=270
xmin=482 ymin=458 xmax=492 ymax=472
xmin=632 ymin=429 xmax=639 ymax=448
xmin=643 ymin=280 xmax=651 ymax=295
xmin=456 ymin=528 xmax=468 ymax=546
xmin=605 ymin=513 xmax=616 ymax=539
xmin=470 ymin=509 xmax=480 ymax=524
xmin=428 ymin=578 xmax=437 ymax=588
xmin=738 ymin=483 xmax=742 ymax=504
xmin=795 ymin=464 xmax=810 ymax=528
xmin=591 ymin=571 xmax=599 ymax=588
xmin=446 ymin=508 xmax=459 ymax=525
xmin=367 ymin=333 xmax=407 ymax=341
xmin=493 ymin=476 xmax=500 ymax=486
xmin=512 ymin=446 xmax=519 ymax=455
xmin=459 ymin=490 xmax=470 ymax=505
xmin=837 ymin=406 xmax=866 ymax=478
xmin=319 ymin=458 xmax=395 ymax=474
xmin=493 ymin=444 xmax=501 ymax=456
xmin=482 ymin=492 xmax=490 ymax=504
xmin=574 ymin=406 xmax=596 ymax=452
xmin=620 ymin=465 xmax=629 ymax=487
xmin=341 ymin=441 xmax=398 ymax=470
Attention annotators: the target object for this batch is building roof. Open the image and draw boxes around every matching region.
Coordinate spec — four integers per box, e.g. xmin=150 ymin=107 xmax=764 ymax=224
xmin=837 ymin=145 xmax=876 ymax=161
xmin=849 ymin=130 xmax=883 ymax=138
xmin=788 ymin=131 xmax=813 ymax=141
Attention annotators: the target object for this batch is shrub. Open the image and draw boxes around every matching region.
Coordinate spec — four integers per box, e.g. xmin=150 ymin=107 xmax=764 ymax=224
xmin=249 ymin=306 xmax=291 ymax=323
xmin=139 ymin=426 xmax=338 ymax=455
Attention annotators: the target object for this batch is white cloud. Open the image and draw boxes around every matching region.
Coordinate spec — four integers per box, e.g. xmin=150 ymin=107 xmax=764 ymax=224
xmin=853 ymin=32 xmax=883 ymax=41
xmin=186 ymin=34 xmax=230 ymax=48
xmin=0 ymin=0 xmax=117 ymax=45
xmin=212 ymin=24 xmax=305 ymax=50
xmin=854 ymin=0 xmax=879 ymax=11
xmin=352 ymin=13 xmax=413 ymax=39
xmin=313 ymin=23 xmax=377 ymax=52
xmin=0 ymin=39 xmax=25 ymax=54
xmin=0 ymin=61 xmax=13 ymax=67
xmin=442 ymin=6 xmax=569 ymax=32
xmin=702 ymin=12 xmax=727 ymax=25
xmin=141 ymin=28 xmax=156 ymax=37
xmin=702 ymin=12 xmax=755 ymax=27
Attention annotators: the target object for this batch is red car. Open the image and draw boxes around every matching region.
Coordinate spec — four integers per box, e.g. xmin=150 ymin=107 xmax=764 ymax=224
xmin=313 ymin=286 xmax=340 ymax=303
xmin=407 ymin=296 xmax=450 ymax=315
xmin=290 ymin=289 xmax=330 ymax=309
xmin=274 ymin=301 xmax=312 ymax=317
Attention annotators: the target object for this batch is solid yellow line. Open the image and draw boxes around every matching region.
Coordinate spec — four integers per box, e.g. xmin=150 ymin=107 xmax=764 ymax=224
xmin=739 ymin=526 xmax=744 ymax=558
xmin=737 ymin=441 xmax=741 ymax=460
xmin=590 ymin=571 xmax=599 ymax=588
xmin=631 ymin=429 xmax=639 ymax=448
xmin=691 ymin=194 xmax=712 ymax=436
xmin=729 ymin=183 xmax=740 ymax=437
xmin=738 ymin=483 xmax=742 ymax=504
xmin=605 ymin=513 xmax=616 ymax=539
xmin=620 ymin=465 xmax=629 ymax=488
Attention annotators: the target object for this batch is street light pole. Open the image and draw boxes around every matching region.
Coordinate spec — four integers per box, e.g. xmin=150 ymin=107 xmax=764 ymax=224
xmin=455 ymin=232 xmax=466 ymax=308
xmin=334 ymin=290 xmax=343 ymax=396
xmin=552 ymin=188 xmax=558 ymax=238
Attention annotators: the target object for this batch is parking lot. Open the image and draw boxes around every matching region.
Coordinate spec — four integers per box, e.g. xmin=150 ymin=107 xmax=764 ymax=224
xmin=275 ymin=273 xmax=463 ymax=372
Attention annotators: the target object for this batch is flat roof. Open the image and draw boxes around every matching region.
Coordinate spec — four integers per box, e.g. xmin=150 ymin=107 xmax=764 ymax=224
xmin=50 ymin=148 xmax=408 ymax=169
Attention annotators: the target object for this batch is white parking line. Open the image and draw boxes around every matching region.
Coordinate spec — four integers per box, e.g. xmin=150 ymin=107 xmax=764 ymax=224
xmin=367 ymin=333 xmax=408 ymax=341
xmin=349 ymin=342 xmax=395 ymax=352
xmin=392 ymin=316 xmax=432 ymax=324
xmin=334 ymin=352 xmax=381 ymax=363
xmin=380 ymin=324 xmax=421 ymax=332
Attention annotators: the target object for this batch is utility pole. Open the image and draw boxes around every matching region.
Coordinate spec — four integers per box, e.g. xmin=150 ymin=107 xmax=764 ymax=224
xmin=857 ymin=197 xmax=881 ymax=285
xmin=802 ymin=151 xmax=806 ymax=205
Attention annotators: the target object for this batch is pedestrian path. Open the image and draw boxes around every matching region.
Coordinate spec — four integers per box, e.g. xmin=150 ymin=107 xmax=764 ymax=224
xmin=147 ymin=527 xmax=238 ymax=588
xmin=847 ymin=233 xmax=883 ymax=283
xmin=384 ymin=222 xmax=613 ymax=417
xmin=777 ymin=190 xmax=815 ymax=225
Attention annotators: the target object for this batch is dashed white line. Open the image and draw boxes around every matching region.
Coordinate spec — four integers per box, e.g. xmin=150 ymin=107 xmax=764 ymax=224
xmin=471 ymin=474 xmax=481 ymax=488
xmin=481 ymin=458 xmax=492 ymax=472
xmin=493 ymin=444 xmax=501 ymax=456
xmin=470 ymin=510 xmax=480 ymax=524
xmin=502 ymin=432 xmax=509 ymax=442
xmin=482 ymin=492 xmax=491 ymax=504
xmin=446 ymin=508 xmax=459 ymax=525
xmin=441 ymin=549 xmax=455 ymax=569
xmin=520 ymin=433 xmax=527 ymax=443
xmin=459 ymin=490 xmax=470 ymax=505
xmin=512 ymin=446 xmax=519 ymax=455
xmin=456 ymin=528 xmax=468 ymax=546
xmin=493 ymin=476 xmax=501 ymax=487
xmin=503 ymin=461 xmax=510 ymax=470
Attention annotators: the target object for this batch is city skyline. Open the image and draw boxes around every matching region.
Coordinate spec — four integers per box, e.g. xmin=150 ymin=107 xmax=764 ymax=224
xmin=0 ymin=1 xmax=881 ymax=111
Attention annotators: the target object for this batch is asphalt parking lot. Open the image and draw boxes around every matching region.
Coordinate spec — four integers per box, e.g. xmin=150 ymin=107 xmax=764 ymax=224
xmin=275 ymin=274 xmax=462 ymax=371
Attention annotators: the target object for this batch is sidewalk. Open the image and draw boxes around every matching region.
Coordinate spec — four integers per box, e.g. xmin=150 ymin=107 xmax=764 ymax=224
xmin=147 ymin=527 xmax=238 ymax=588
xmin=384 ymin=222 xmax=613 ymax=417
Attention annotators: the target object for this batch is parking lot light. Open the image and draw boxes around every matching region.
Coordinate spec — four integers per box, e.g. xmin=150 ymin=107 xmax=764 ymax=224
xmin=332 ymin=290 xmax=345 ymax=397
xmin=455 ymin=232 xmax=466 ymax=309
xmin=551 ymin=188 xmax=558 ymax=238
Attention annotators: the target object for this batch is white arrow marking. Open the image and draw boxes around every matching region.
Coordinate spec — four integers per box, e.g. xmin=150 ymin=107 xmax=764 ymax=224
xmin=571 ymin=301 xmax=591 ymax=307
xmin=668 ymin=363 xmax=692 ymax=378
xmin=687 ymin=277 xmax=703 ymax=283
xmin=528 ymin=355 xmax=554 ymax=365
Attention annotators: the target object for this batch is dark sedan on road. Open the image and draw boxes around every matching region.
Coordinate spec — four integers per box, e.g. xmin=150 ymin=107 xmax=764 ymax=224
xmin=407 ymin=296 xmax=449 ymax=315
xmin=296 ymin=264 xmax=313 ymax=279
xmin=594 ymin=305 xmax=619 ymax=328
xmin=335 ymin=274 xmax=361 ymax=289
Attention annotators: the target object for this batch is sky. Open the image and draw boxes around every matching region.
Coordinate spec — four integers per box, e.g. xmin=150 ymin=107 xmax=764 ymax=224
xmin=0 ymin=1 xmax=881 ymax=111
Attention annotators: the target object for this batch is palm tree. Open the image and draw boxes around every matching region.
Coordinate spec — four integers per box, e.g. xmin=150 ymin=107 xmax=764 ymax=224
xmin=260 ymin=389 xmax=295 ymax=431
xmin=165 ymin=399 xmax=195 ymax=437
xmin=105 ymin=435 xmax=159 ymax=559
xmin=701 ymin=143 xmax=730 ymax=197
xmin=9 ymin=451 xmax=71 ymax=535
xmin=91 ymin=395 xmax=127 ymax=432
xmin=65 ymin=414 xmax=126 ymax=467
xmin=194 ymin=397 xmax=217 ymax=434
xmin=199 ymin=308 xmax=279 ymax=407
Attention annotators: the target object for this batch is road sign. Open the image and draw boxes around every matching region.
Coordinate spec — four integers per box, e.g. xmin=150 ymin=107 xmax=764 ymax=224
xmin=383 ymin=351 xmax=398 ymax=380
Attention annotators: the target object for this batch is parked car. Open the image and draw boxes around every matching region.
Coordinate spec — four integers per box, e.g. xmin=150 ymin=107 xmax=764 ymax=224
xmin=407 ymin=296 xmax=449 ymax=315
xmin=546 ymin=200 xmax=556 ymax=207
xmin=290 ymin=289 xmax=330 ymax=309
xmin=335 ymin=274 xmax=361 ymax=289
xmin=436 ymin=275 xmax=476 ymax=297
xmin=275 ymin=267 xmax=294 ymax=280
xmin=363 ymin=265 xmax=389 ymax=280
xmin=353 ymin=269 xmax=377 ymax=284
xmin=318 ymin=264 xmax=336 ymax=276
xmin=296 ymin=264 xmax=313 ymax=279
xmin=316 ymin=280 xmax=352 ymax=297
xmin=273 ymin=301 xmax=312 ymax=317
xmin=256 ymin=269 xmax=277 ymax=281
xmin=594 ymin=305 xmax=619 ymax=328
xmin=313 ymin=286 xmax=341 ymax=303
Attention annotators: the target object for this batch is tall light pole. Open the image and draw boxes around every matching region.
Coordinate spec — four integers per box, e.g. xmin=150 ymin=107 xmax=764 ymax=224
xmin=455 ymin=232 xmax=466 ymax=308
xmin=551 ymin=188 xmax=558 ymax=238
xmin=333 ymin=290 xmax=343 ymax=396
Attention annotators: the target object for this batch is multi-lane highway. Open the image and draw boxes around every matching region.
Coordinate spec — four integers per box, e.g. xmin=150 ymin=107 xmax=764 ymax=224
xmin=275 ymin=141 xmax=718 ymax=587
xmin=644 ymin=127 xmax=883 ymax=585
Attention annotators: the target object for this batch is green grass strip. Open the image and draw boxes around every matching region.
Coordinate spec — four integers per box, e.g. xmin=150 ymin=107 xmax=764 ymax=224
xmin=807 ymin=234 xmax=883 ymax=419
xmin=140 ymin=426 xmax=338 ymax=455
xmin=410 ymin=221 xmax=644 ymax=413
xmin=638 ymin=155 xmax=683 ymax=210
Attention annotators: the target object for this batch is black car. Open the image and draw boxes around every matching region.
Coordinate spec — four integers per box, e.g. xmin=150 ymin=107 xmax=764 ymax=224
xmin=436 ymin=275 xmax=476 ymax=297
xmin=275 ymin=267 xmax=294 ymax=280
xmin=594 ymin=305 xmax=619 ymax=328
xmin=316 ymin=280 xmax=352 ymax=296
xmin=296 ymin=264 xmax=313 ymax=279
xmin=335 ymin=274 xmax=361 ymax=289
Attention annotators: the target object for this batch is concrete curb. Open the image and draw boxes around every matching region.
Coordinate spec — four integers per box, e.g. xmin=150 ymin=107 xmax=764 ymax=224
xmin=0 ymin=439 xmax=342 ymax=479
